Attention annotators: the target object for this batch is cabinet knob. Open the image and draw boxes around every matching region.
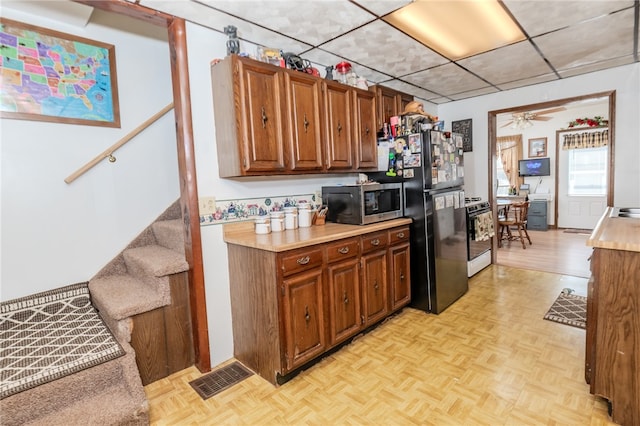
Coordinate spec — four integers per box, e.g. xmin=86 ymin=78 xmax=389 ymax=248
xmin=343 ymin=291 xmax=349 ymax=305
xmin=400 ymin=272 xmax=405 ymax=280
xmin=337 ymin=122 xmax=342 ymax=134
xmin=297 ymin=256 xmax=310 ymax=265
xmin=365 ymin=126 xmax=370 ymax=135
xmin=304 ymin=306 xmax=310 ymax=322
xmin=338 ymin=247 xmax=349 ymax=254
xmin=397 ymin=232 xmax=405 ymax=239
xmin=374 ymin=280 xmax=379 ymax=290
xmin=261 ymin=106 xmax=268 ymax=128
xmin=371 ymin=239 xmax=380 ymax=246
xmin=303 ymin=113 xmax=309 ymax=133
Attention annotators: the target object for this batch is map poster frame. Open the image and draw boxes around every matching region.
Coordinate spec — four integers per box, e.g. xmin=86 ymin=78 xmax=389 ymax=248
xmin=452 ymin=118 xmax=472 ymax=152
xmin=0 ymin=18 xmax=120 ymax=128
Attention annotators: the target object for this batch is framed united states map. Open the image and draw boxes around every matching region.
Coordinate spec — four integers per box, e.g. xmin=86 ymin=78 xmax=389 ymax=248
xmin=0 ymin=18 xmax=120 ymax=127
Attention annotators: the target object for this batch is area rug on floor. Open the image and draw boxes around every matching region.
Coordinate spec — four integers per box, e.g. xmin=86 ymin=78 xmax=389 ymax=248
xmin=543 ymin=292 xmax=587 ymax=329
xmin=563 ymin=228 xmax=592 ymax=235
xmin=0 ymin=282 xmax=125 ymax=399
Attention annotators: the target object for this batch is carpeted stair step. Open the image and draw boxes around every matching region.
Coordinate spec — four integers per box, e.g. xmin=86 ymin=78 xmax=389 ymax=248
xmin=123 ymin=244 xmax=189 ymax=306
xmin=89 ymin=273 xmax=166 ymax=336
xmin=152 ymin=219 xmax=185 ymax=255
xmin=1 ymin=343 xmax=147 ymax=426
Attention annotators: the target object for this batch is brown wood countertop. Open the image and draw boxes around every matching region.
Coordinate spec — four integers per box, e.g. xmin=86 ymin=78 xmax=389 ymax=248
xmin=587 ymin=207 xmax=640 ymax=252
xmin=223 ymin=218 xmax=413 ymax=252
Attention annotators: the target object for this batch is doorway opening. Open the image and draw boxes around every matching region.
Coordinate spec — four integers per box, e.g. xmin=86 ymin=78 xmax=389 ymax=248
xmin=488 ymin=91 xmax=616 ymax=269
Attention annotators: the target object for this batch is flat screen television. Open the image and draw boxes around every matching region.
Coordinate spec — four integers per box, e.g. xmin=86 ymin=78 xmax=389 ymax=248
xmin=519 ymin=157 xmax=550 ymax=176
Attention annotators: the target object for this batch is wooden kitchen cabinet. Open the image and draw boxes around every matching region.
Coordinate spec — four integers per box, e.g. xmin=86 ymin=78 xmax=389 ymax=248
xmin=388 ymin=226 xmax=411 ymax=310
xmin=281 ymin=267 xmax=326 ymax=371
xmin=370 ymin=85 xmax=414 ymax=131
xmin=326 ymin=237 xmax=361 ymax=346
xmin=353 ymin=88 xmax=378 ymax=169
xmin=212 ymin=54 xmax=379 ymax=176
xmin=225 ymin=220 xmax=412 ymax=385
xmin=284 ymin=71 xmax=324 ymax=172
xmin=211 ymin=55 xmax=287 ymax=176
xmin=323 ymin=80 xmax=354 ymax=171
xmin=586 ymin=247 xmax=640 ymax=425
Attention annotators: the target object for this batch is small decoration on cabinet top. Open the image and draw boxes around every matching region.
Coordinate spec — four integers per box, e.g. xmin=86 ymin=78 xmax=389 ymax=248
xmin=567 ymin=116 xmax=607 ymax=128
xmin=224 ymin=25 xmax=239 ymax=55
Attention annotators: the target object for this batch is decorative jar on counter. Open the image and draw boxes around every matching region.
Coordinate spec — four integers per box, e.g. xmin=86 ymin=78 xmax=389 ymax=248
xmin=270 ymin=211 xmax=284 ymax=232
xmin=284 ymin=206 xmax=298 ymax=229
xmin=254 ymin=217 xmax=271 ymax=234
xmin=298 ymin=203 xmax=313 ymax=228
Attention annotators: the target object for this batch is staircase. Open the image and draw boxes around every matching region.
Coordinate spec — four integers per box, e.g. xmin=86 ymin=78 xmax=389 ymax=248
xmin=1 ymin=201 xmax=190 ymax=425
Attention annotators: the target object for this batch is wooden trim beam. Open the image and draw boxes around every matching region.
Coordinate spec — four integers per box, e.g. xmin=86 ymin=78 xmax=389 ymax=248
xmin=73 ymin=0 xmax=211 ymax=372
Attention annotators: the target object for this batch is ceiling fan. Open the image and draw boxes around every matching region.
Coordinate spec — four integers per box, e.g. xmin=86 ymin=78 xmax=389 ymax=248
xmin=501 ymin=106 xmax=567 ymax=129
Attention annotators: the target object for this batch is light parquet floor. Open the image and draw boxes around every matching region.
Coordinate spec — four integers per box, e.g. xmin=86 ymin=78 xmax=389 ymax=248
xmin=497 ymin=229 xmax=592 ymax=279
xmin=145 ymin=265 xmax=615 ymax=426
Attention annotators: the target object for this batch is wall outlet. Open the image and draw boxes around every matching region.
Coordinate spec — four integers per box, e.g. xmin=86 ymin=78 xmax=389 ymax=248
xmin=199 ymin=196 xmax=216 ymax=215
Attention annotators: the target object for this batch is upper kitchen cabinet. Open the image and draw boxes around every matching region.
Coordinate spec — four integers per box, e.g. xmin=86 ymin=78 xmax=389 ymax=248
xmin=211 ymin=55 xmax=378 ymax=177
xmin=284 ymin=71 xmax=324 ymax=172
xmin=323 ymin=81 xmax=354 ymax=171
xmin=212 ymin=55 xmax=288 ymax=176
xmin=353 ymin=88 xmax=378 ymax=170
xmin=370 ymin=85 xmax=414 ymax=131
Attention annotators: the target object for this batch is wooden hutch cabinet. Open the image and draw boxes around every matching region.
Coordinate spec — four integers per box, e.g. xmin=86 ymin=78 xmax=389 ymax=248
xmin=211 ymin=54 xmax=378 ymax=177
xmin=224 ymin=220 xmax=411 ymax=385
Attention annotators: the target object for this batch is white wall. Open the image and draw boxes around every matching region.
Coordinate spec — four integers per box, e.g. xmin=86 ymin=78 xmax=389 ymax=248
xmin=438 ymin=63 xmax=640 ymax=208
xmin=0 ymin=9 xmax=178 ymax=300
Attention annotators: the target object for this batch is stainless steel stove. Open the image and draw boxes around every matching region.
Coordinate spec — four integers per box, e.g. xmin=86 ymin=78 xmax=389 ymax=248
xmin=465 ymin=198 xmax=492 ymax=277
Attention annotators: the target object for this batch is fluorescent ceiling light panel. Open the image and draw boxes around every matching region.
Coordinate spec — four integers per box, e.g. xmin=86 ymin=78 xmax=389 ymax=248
xmin=383 ymin=0 xmax=525 ymax=60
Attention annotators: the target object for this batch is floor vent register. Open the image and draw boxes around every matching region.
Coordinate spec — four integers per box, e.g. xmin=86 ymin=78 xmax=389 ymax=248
xmin=189 ymin=361 xmax=253 ymax=400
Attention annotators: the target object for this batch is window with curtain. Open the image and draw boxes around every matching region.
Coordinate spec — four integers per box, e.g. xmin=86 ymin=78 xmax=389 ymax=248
xmin=562 ymin=129 xmax=608 ymax=196
xmin=496 ymin=134 xmax=524 ymax=192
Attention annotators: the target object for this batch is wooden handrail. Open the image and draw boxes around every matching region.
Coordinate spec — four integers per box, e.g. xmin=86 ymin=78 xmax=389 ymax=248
xmin=64 ymin=102 xmax=174 ymax=184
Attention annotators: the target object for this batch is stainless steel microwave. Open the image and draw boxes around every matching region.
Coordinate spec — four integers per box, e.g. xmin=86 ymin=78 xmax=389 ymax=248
xmin=322 ymin=183 xmax=404 ymax=225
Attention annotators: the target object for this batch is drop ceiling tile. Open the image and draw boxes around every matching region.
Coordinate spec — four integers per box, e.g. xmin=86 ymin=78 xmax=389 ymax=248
xmin=448 ymin=86 xmax=500 ymax=101
xmin=351 ymin=0 xmax=412 ymax=17
xmin=378 ymin=79 xmax=440 ymax=100
xmin=497 ymin=73 xmax=559 ymax=91
xmin=503 ymin=0 xmax=633 ymax=37
xmin=196 ymin=0 xmax=375 ymax=46
xmin=557 ymin=55 xmax=637 ymax=78
xmin=429 ymin=97 xmax=453 ymax=105
xmin=458 ymin=41 xmax=552 ymax=85
xmin=403 ymin=63 xmax=490 ymax=97
xmin=143 ymin=0 xmax=312 ymax=54
xmin=534 ymin=8 xmax=636 ymax=71
xmin=320 ymin=20 xmax=449 ymax=77
xmin=301 ymin=48 xmax=391 ymax=82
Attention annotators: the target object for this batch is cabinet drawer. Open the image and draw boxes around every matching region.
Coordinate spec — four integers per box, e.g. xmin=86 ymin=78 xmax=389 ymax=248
xmin=280 ymin=247 xmax=324 ymax=277
xmin=389 ymin=226 xmax=410 ymax=245
xmin=529 ymin=201 xmax=547 ymax=215
xmin=326 ymin=237 xmax=360 ymax=263
xmin=527 ymin=215 xmax=547 ymax=230
xmin=361 ymin=231 xmax=388 ymax=253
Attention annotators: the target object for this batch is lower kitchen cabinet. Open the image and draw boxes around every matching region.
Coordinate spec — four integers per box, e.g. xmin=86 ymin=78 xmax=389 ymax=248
xmin=225 ymin=222 xmax=411 ymax=385
xmin=389 ymin=227 xmax=411 ymax=310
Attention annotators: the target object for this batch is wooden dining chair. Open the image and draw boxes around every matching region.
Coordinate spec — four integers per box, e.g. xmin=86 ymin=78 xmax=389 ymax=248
xmin=498 ymin=201 xmax=532 ymax=249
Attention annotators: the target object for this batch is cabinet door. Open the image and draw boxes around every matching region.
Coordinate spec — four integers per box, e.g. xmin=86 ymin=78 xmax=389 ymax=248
xmin=327 ymin=258 xmax=361 ymax=345
xmin=399 ymin=93 xmax=414 ymax=114
xmin=281 ymin=268 xmax=326 ymax=371
xmin=285 ymin=71 xmax=324 ymax=171
xmin=389 ymin=242 xmax=411 ymax=310
xmin=378 ymin=86 xmax=398 ymax=130
xmin=323 ymin=82 xmax=353 ymax=170
xmin=361 ymin=250 xmax=388 ymax=326
xmin=353 ymin=89 xmax=378 ymax=169
xmin=238 ymin=59 xmax=286 ymax=172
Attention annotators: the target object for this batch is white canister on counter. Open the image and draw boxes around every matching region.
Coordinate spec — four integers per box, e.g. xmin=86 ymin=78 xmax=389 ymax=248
xmin=254 ymin=217 xmax=271 ymax=234
xmin=298 ymin=203 xmax=313 ymax=228
xmin=270 ymin=211 xmax=285 ymax=232
xmin=284 ymin=206 xmax=298 ymax=229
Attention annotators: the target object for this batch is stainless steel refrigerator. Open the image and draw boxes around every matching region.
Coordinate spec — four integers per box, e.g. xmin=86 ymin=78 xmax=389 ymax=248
xmin=369 ymin=129 xmax=468 ymax=314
